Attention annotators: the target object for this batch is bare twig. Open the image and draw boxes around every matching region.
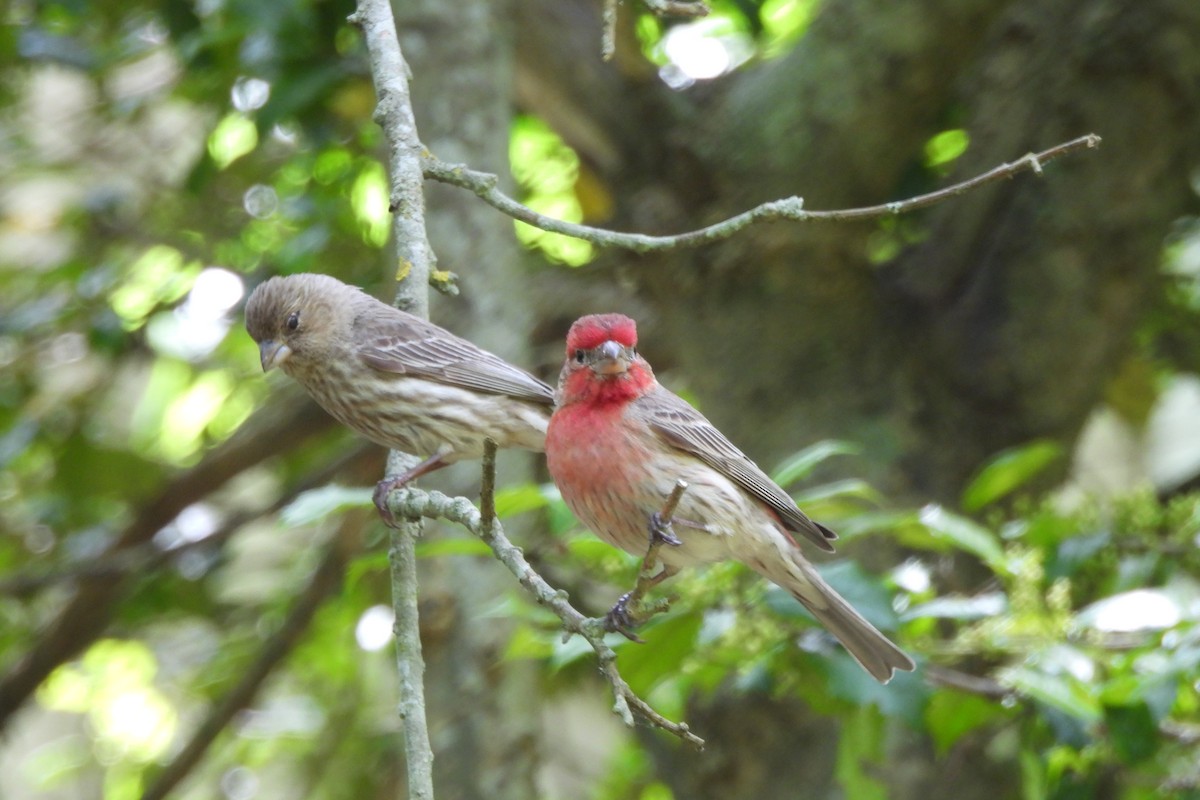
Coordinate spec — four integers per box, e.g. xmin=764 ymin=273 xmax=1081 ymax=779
xmin=615 ymin=480 xmax=690 ymax=631
xmin=424 ymin=134 xmax=1101 ymax=254
xmin=349 ymin=0 xmax=438 ymax=795
xmin=140 ymin=537 xmax=350 ymax=800
xmin=601 ymin=0 xmax=617 ymax=61
xmin=387 ymin=484 xmax=706 ymax=750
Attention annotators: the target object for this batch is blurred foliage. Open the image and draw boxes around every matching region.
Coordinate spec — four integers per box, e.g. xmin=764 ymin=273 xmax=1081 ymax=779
xmin=508 ymin=442 xmax=1200 ymax=799
xmin=2 ymin=0 xmax=1200 ymax=798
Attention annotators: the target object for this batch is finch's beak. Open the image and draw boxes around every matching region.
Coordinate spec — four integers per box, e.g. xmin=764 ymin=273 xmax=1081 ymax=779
xmin=259 ymin=340 xmax=292 ymax=372
xmin=591 ymin=340 xmax=630 ymax=376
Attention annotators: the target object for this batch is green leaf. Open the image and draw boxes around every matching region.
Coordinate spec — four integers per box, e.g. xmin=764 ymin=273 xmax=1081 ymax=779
xmin=793 ymin=478 xmax=884 ymax=507
xmin=962 ymin=440 xmax=1063 ymax=511
xmin=1002 ymin=666 xmax=1101 ymax=723
xmin=917 ymin=505 xmax=1009 ymax=574
xmin=924 ymin=128 xmax=970 ymax=168
xmin=925 ymin=689 xmax=1008 ymax=755
xmin=901 ymin=592 xmax=1007 ymax=622
xmin=494 ymin=483 xmax=552 ymax=518
xmin=833 ymin=706 xmax=887 ymax=800
xmin=280 ymin=485 xmax=373 ymax=526
xmin=615 ymin=612 xmax=703 ymax=696
xmin=1103 ymin=701 xmax=1160 ymax=763
xmin=414 ymin=538 xmax=493 ymax=558
xmin=772 ymin=440 xmax=860 ymax=488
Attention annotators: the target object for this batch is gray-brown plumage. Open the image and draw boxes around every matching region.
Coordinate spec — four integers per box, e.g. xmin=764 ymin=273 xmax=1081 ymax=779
xmin=244 ymin=273 xmax=553 ymax=517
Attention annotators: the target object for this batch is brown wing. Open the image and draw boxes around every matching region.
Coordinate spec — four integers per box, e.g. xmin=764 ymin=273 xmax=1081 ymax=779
xmin=641 ymin=387 xmax=838 ymax=552
xmin=356 ymin=312 xmax=555 ymax=405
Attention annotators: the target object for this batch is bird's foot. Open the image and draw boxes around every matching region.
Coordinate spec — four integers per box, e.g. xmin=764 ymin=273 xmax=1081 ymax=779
xmin=372 ymin=452 xmax=450 ymax=527
xmin=373 ymin=475 xmax=409 ymax=528
xmin=649 ymin=511 xmax=683 ymax=547
xmin=602 ymin=591 xmax=673 ymax=642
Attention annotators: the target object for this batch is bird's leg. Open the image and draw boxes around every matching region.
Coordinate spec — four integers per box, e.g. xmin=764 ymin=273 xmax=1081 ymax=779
xmin=603 ymin=480 xmax=689 ymax=640
xmin=373 ymin=452 xmax=449 ymax=527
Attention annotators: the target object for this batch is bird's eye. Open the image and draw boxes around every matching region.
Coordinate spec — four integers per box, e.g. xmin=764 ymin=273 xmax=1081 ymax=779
xmin=286 ymin=312 xmax=300 ymax=331
xmin=630 ymin=346 xmax=637 ymax=356
xmin=573 ymin=349 xmax=585 ymax=364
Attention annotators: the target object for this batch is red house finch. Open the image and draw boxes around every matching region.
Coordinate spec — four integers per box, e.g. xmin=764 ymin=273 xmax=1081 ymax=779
xmin=245 ymin=273 xmax=554 ymax=521
xmin=545 ymin=313 xmax=914 ymax=683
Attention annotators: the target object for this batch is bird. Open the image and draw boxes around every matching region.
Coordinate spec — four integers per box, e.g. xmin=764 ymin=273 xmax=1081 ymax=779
xmin=244 ymin=273 xmax=555 ymax=522
xmin=544 ymin=313 xmax=915 ymax=683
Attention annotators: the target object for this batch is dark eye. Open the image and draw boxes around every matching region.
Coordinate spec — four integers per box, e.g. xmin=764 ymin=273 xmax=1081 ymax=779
xmin=630 ymin=346 xmax=637 ymax=356
xmin=573 ymin=349 xmax=585 ymax=364
xmin=286 ymin=312 xmax=300 ymax=331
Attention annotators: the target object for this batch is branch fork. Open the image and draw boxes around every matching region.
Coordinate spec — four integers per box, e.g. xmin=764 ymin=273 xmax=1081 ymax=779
xmin=384 ymin=443 xmax=705 ymax=749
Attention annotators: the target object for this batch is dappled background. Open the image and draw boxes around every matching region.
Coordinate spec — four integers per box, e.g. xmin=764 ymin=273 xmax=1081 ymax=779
xmin=2 ymin=0 xmax=1200 ymax=798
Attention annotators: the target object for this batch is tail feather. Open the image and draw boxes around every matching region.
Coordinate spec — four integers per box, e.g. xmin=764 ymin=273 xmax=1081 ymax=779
xmin=756 ymin=552 xmax=915 ymax=684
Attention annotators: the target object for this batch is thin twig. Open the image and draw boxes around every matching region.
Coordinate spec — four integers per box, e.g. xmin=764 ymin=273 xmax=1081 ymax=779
xmin=619 ymin=480 xmax=690 ymax=626
xmin=643 ymin=0 xmax=709 ymax=16
xmin=140 ymin=539 xmax=349 ymax=800
xmin=350 ymin=0 xmax=438 ymax=796
xmin=424 ymin=134 xmax=1100 ymax=254
xmin=389 ymin=486 xmax=706 ymax=749
xmin=601 ymin=0 xmax=618 ymax=61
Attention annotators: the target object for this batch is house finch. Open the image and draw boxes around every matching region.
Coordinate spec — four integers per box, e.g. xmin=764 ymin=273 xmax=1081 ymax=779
xmin=244 ymin=273 xmax=554 ymax=522
xmin=545 ymin=313 xmax=914 ymax=683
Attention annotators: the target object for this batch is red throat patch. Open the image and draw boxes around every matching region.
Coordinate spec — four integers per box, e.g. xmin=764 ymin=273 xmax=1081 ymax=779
xmin=565 ymin=313 xmax=638 ymax=354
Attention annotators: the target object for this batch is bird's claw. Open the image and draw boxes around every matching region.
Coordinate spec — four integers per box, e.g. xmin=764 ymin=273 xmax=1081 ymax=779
xmin=649 ymin=512 xmax=683 ymax=547
xmin=373 ymin=477 xmax=404 ymax=528
xmin=603 ymin=592 xmax=645 ymax=643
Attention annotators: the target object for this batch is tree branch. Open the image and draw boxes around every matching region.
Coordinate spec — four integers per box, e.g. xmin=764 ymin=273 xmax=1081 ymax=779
xmin=349 ymin=0 xmax=438 ymax=795
xmin=388 ymin=445 xmax=706 ymax=750
xmin=139 ymin=535 xmax=351 ymax=800
xmin=424 ymin=134 xmax=1100 ymax=253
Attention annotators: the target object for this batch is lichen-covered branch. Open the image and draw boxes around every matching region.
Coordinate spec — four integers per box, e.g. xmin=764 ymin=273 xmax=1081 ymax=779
xmin=349 ymin=0 xmax=437 ymax=795
xmin=387 ymin=443 xmax=706 ymax=750
xmin=424 ymin=134 xmax=1100 ymax=254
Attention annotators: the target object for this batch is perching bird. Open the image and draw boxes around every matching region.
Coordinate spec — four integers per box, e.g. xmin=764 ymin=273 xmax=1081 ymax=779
xmin=544 ymin=313 xmax=914 ymax=683
xmin=244 ymin=273 xmax=554 ymax=522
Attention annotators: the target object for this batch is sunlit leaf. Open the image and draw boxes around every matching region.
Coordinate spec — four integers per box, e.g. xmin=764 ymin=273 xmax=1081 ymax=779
xmin=415 ymin=538 xmax=493 ymax=558
xmin=916 ymin=504 xmax=1009 ymax=574
xmin=901 ymin=592 xmax=1007 ymax=622
xmin=281 ymin=485 xmax=373 ymax=526
xmin=1002 ymin=666 xmax=1101 ymax=723
xmin=772 ymin=440 xmax=860 ymax=487
xmin=924 ymin=128 xmax=970 ymax=168
xmin=208 ymin=112 xmax=258 ymax=169
xmin=962 ymin=440 xmax=1063 ymax=511
xmin=494 ymin=483 xmax=552 ymax=518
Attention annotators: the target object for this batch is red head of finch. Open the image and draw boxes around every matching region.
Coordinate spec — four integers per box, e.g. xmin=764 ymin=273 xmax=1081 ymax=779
xmin=545 ymin=313 xmax=914 ymax=683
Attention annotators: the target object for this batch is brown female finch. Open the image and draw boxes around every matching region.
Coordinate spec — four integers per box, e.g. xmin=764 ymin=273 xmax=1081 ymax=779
xmin=545 ymin=313 xmax=914 ymax=683
xmin=244 ymin=273 xmax=554 ymax=521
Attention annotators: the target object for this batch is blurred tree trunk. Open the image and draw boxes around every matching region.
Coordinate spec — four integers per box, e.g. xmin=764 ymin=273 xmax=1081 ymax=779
xmin=393 ymin=0 xmax=541 ymax=798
